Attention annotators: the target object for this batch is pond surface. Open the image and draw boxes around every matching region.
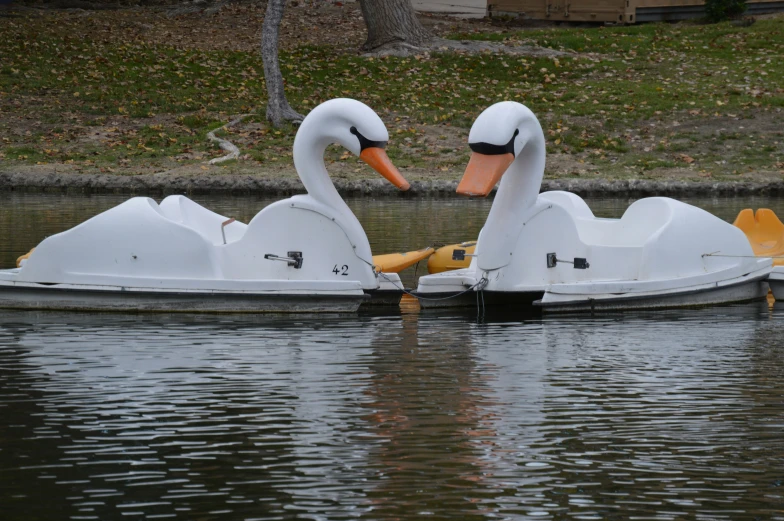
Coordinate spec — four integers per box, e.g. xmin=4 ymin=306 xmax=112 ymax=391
xmin=1 ymin=192 xmax=784 ymax=520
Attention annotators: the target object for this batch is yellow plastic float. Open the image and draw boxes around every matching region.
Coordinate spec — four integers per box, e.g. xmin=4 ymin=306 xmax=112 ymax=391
xmin=733 ymin=208 xmax=784 ymax=266
xmin=372 ymin=247 xmax=434 ymax=273
xmin=426 ymin=241 xmax=476 ymax=274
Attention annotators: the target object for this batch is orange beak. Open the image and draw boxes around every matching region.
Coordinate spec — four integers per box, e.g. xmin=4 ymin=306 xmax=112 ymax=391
xmin=360 ymin=147 xmax=410 ymax=191
xmin=456 ymin=152 xmax=515 ymax=197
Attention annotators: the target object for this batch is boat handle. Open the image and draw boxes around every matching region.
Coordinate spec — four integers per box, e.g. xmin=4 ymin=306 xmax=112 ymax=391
xmin=221 ymin=218 xmax=236 ymax=245
xmin=452 ymin=249 xmax=478 ymax=261
xmin=547 ymin=253 xmax=589 ymax=269
xmin=264 ymin=251 xmax=304 ymax=269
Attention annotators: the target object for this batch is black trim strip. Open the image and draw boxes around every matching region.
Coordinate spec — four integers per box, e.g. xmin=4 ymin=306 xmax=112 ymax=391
xmin=350 ymin=126 xmax=387 ymax=151
xmin=469 ymin=129 xmax=518 ymax=156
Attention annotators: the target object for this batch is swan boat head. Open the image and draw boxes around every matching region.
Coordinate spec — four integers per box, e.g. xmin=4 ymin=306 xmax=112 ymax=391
xmin=293 ymin=98 xmax=409 ymax=207
xmin=457 ymin=101 xmax=545 ymax=201
xmin=455 ymin=101 xmax=547 ymax=270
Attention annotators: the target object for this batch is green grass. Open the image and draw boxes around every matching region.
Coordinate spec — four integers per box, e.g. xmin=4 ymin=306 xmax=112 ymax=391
xmin=0 ymin=12 xmax=782 ymax=178
xmin=448 ymin=19 xmax=784 ymax=118
xmin=13 ymin=17 xmax=780 ymax=124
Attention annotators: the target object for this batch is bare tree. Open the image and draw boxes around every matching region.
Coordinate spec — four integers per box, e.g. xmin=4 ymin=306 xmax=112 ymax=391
xmin=356 ymin=0 xmax=567 ymax=58
xmin=358 ymin=0 xmax=433 ymax=53
xmin=262 ymin=0 xmax=304 ymax=127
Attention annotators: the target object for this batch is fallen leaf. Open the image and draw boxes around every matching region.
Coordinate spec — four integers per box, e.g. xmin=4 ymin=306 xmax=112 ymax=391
xmin=678 ymin=154 xmax=695 ymax=164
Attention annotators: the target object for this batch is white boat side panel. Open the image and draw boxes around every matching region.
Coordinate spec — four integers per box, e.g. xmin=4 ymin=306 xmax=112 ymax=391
xmin=221 ymin=195 xmax=378 ymax=289
xmin=18 ymin=198 xmax=222 ymax=285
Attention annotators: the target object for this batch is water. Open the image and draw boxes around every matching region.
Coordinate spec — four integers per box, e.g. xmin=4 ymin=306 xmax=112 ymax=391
xmin=1 ymin=192 xmax=784 ymax=520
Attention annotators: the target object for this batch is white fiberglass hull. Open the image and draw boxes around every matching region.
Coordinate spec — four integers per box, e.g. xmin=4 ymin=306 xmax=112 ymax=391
xmin=0 ymin=278 xmax=367 ymax=314
xmin=415 ymin=266 xmax=771 ymax=312
xmin=536 ymin=272 xmax=770 ymax=313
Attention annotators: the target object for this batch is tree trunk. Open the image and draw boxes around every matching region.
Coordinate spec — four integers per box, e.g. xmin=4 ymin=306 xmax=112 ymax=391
xmin=261 ymin=0 xmax=304 ymax=127
xmin=358 ymin=0 xmax=433 ymax=52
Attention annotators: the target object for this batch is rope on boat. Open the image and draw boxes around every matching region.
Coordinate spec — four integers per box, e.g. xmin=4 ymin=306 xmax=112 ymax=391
xmin=370 ymin=250 xmax=492 ymax=314
xmin=378 ymin=272 xmax=489 ymax=302
xmin=476 ymin=282 xmax=486 ymax=320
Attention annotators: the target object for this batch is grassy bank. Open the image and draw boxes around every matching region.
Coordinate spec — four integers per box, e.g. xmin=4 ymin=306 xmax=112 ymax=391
xmin=0 ymin=4 xmax=782 ymax=183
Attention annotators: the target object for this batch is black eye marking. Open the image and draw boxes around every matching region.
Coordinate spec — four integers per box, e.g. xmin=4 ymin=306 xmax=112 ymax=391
xmin=469 ymin=129 xmax=519 ymax=156
xmin=350 ymin=126 xmax=387 ymax=151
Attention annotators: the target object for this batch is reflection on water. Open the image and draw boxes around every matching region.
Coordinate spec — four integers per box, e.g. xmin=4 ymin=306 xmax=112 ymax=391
xmin=1 ymin=306 xmax=783 ymax=520
xmin=1 ymin=193 xmax=784 ymax=519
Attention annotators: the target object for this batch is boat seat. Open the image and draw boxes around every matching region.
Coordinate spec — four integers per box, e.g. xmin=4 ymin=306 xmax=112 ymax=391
xmin=573 ymin=198 xmax=673 ymax=248
xmin=159 ymin=195 xmax=247 ymax=246
xmin=733 ymin=208 xmax=784 ymax=266
xmin=540 ymin=191 xmax=595 ymax=220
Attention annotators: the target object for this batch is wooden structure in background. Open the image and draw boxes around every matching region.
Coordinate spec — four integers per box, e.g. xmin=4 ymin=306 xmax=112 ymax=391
xmin=488 ymin=0 xmax=784 ymax=23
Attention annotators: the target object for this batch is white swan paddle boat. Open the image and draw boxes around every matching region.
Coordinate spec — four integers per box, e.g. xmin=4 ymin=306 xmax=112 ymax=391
xmin=0 ymin=99 xmax=412 ymax=313
xmin=414 ymin=101 xmax=772 ymax=312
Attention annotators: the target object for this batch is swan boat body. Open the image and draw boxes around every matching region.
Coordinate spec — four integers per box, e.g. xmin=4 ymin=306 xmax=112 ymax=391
xmin=0 ymin=99 xmax=411 ymax=313
xmin=414 ymin=102 xmax=771 ymax=312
